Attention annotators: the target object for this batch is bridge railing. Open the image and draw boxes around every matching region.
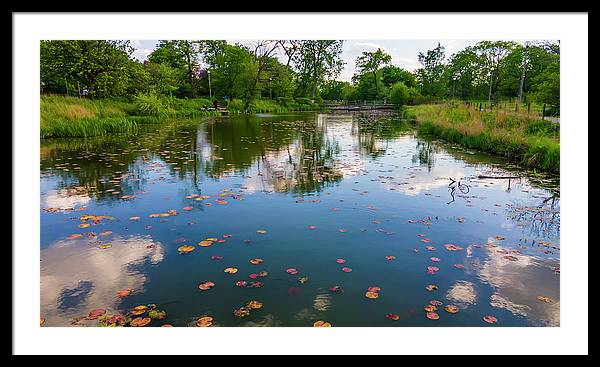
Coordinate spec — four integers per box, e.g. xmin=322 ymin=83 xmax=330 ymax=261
xmin=323 ymin=100 xmax=390 ymax=107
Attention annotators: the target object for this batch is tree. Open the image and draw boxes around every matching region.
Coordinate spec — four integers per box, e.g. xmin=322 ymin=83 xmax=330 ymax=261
xmin=40 ymin=40 xmax=147 ymax=98
xmin=243 ymin=40 xmax=281 ymax=111
xmin=355 ymin=48 xmax=392 ymax=97
xmin=389 ymin=81 xmax=410 ymax=106
xmin=148 ymin=40 xmax=203 ymax=98
xmin=202 ymin=42 xmax=255 ymax=99
xmin=293 ymin=40 xmax=344 ymax=98
xmin=380 ymin=65 xmax=417 ymax=89
xmin=319 ymin=80 xmax=354 ymax=101
xmin=416 ymin=43 xmax=448 ymax=97
xmin=473 ymin=40 xmax=517 ymax=104
xmin=277 ymin=40 xmax=302 ymax=67
xmin=145 ymin=62 xmax=179 ymax=96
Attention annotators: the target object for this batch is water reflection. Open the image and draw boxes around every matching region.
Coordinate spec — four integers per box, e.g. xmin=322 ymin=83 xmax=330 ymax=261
xmin=477 ymin=243 xmax=560 ymax=326
xmin=40 ymin=111 xmax=561 ymax=327
xmin=40 ymin=235 xmax=164 ymax=326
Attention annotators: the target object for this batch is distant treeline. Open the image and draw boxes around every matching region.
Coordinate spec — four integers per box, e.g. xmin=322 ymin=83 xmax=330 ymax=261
xmin=40 ymin=39 xmax=559 ymax=112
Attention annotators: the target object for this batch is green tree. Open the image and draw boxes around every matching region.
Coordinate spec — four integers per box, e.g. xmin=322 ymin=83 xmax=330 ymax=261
xmin=473 ymin=40 xmax=517 ymax=104
xmin=380 ymin=65 xmax=417 ymax=88
xmin=389 ymin=81 xmax=410 ymax=106
xmin=40 ymin=40 xmax=147 ymax=98
xmin=416 ymin=43 xmax=448 ymax=97
xmin=148 ymin=40 xmax=203 ymax=98
xmin=355 ymin=48 xmax=392 ymax=97
xmin=293 ymin=40 xmax=344 ymax=98
xmin=319 ymin=80 xmax=354 ymax=100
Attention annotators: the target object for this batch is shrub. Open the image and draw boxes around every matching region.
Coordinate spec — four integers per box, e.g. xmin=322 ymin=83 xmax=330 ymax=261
xmin=134 ymin=93 xmax=169 ymax=116
xmin=389 ymin=82 xmax=410 ymax=107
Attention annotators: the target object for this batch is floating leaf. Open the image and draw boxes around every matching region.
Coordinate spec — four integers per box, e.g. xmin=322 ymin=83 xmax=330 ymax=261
xmin=234 ymin=307 xmax=251 ymax=318
xmin=198 ymin=240 xmax=213 ymax=247
xmin=130 ymin=317 xmax=151 ymax=327
xmin=87 ymin=309 xmax=106 ymax=319
xmin=182 ymin=206 xmax=193 ymax=211
xmin=430 ymin=257 xmax=441 ymax=262
xmin=429 ymin=300 xmax=443 ymax=306
xmin=444 ymin=244 xmax=464 ymax=251
xmin=178 ymin=245 xmax=195 ymax=253
xmin=298 ymin=277 xmax=308 ymax=284
xmin=329 ymin=285 xmax=343 ymax=293
xmin=386 ymin=313 xmax=400 ymax=321
xmin=66 ymin=234 xmax=83 ymax=240
xmin=131 ymin=305 xmax=148 ymax=316
xmin=341 ymin=267 xmax=352 ymax=273
xmin=198 ymin=281 xmax=215 ymax=291
xmin=426 ymin=312 xmax=439 ymax=320
xmin=335 ymin=259 xmax=346 ymax=264
xmin=424 ymin=305 xmax=437 ymax=312
xmin=224 ymin=267 xmax=238 ymax=274
xmin=256 ymin=229 xmax=267 ymax=234
xmin=116 ymin=289 xmax=132 ymax=298
xmin=444 ymin=305 xmax=459 ymax=313
xmin=98 ymin=244 xmax=112 ymax=249
xmin=307 ymin=225 xmax=317 ymax=229
xmin=339 ymin=229 xmax=348 ymax=233
xmin=148 ymin=309 xmax=167 ymax=319
xmin=365 ymin=291 xmax=379 ymax=299
xmin=425 ymin=284 xmax=438 ymax=291
xmin=249 ymin=258 xmax=263 ymax=265
xmin=483 ymin=315 xmax=498 ymax=324
xmin=286 ymin=268 xmax=299 ymax=275
xmin=196 ymin=316 xmax=213 ymax=327
xmin=385 ymin=255 xmax=396 ymax=261
xmin=313 ymin=320 xmax=331 ymax=327
xmin=246 ymin=300 xmax=263 ymax=309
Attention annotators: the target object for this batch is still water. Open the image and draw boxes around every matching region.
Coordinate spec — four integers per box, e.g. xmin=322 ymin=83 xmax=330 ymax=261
xmin=40 ymin=111 xmax=560 ymax=327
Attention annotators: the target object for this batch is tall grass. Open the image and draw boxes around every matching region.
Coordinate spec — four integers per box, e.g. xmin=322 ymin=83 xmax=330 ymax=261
xmin=41 ymin=94 xmax=222 ymax=138
xmin=41 ymin=94 xmax=326 ymax=138
xmin=404 ymin=102 xmax=559 ymax=172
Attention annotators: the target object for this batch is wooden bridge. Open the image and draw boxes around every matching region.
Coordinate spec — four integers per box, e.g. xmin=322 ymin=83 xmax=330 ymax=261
xmin=323 ymin=100 xmax=396 ymax=111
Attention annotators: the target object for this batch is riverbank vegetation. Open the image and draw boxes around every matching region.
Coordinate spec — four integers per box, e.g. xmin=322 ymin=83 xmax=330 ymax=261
xmin=40 ymin=38 xmax=560 ymax=161
xmin=404 ymin=102 xmax=559 ymax=172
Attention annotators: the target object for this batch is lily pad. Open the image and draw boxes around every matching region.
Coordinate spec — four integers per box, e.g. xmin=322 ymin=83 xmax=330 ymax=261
xmin=196 ymin=316 xmax=213 ymax=327
xmin=130 ymin=317 xmax=151 ymax=327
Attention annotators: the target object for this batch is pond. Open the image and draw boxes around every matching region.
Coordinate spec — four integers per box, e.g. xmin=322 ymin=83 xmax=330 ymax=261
xmin=40 ymin=111 xmax=560 ymax=327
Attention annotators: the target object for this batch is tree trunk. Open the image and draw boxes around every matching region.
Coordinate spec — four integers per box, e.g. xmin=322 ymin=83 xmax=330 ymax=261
xmin=488 ymin=73 xmax=493 ymax=106
xmin=373 ymin=71 xmax=378 ymax=97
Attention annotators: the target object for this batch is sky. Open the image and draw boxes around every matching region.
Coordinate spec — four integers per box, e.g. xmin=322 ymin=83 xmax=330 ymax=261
xmin=130 ymin=39 xmax=485 ymax=82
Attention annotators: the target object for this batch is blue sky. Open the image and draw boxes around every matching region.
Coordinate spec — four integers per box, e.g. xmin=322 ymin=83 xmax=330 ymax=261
xmin=131 ymin=39 xmax=484 ymax=82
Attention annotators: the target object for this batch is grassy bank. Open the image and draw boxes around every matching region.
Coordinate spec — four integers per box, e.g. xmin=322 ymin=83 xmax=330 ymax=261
xmin=41 ymin=95 xmax=325 ymax=138
xmin=404 ymin=102 xmax=559 ymax=173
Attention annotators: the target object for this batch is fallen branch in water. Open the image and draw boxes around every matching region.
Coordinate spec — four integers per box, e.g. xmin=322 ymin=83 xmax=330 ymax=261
xmin=477 ymin=175 xmax=521 ymax=179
